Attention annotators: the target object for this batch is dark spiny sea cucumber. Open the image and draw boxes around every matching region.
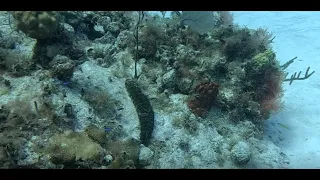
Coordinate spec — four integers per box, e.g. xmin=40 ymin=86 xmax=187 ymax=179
xmin=125 ymin=79 xmax=154 ymax=146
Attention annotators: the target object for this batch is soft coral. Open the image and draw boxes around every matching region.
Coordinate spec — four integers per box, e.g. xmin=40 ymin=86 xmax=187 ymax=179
xmin=259 ymin=68 xmax=283 ymax=117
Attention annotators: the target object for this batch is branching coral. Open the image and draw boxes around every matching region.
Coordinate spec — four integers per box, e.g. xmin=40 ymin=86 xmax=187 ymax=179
xmin=281 ymin=57 xmax=315 ymax=85
xmin=187 ymin=82 xmax=220 ymax=118
xmin=284 ymin=66 xmax=315 ymax=85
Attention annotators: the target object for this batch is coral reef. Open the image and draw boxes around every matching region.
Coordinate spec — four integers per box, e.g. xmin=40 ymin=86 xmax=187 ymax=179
xmin=0 ymin=11 xmax=301 ymax=169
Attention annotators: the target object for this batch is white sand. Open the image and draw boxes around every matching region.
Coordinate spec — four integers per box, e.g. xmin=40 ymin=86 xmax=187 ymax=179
xmin=233 ymin=11 xmax=320 ymax=169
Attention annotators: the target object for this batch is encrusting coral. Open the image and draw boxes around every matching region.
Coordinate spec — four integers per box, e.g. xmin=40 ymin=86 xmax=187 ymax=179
xmin=187 ymin=82 xmax=220 ymax=118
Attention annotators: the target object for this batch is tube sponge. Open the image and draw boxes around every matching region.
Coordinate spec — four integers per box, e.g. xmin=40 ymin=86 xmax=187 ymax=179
xmin=125 ymin=79 xmax=154 ymax=146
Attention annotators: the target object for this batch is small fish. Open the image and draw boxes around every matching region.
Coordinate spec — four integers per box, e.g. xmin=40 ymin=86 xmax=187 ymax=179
xmin=277 ymin=123 xmax=291 ymax=131
xmin=62 ymin=81 xmax=71 ymax=86
xmin=104 ymin=127 xmax=112 ymax=132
